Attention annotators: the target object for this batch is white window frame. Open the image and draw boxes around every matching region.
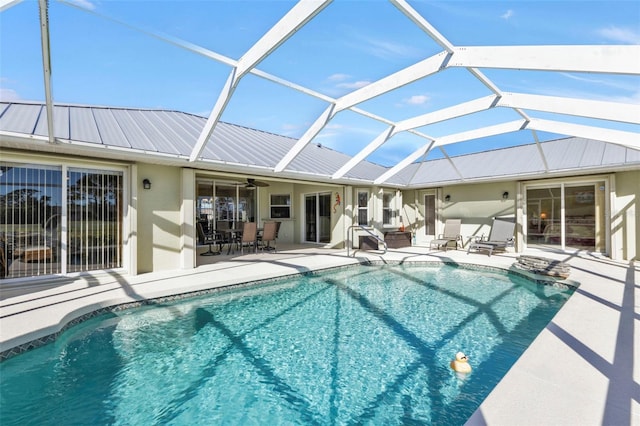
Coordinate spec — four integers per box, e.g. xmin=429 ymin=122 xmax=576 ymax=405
xmin=357 ymin=189 xmax=370 ymax=227
xmin=269 ymin=193 xmax=291 ymax=219
xmin=382 ymin=189 xmax=397 ymax=227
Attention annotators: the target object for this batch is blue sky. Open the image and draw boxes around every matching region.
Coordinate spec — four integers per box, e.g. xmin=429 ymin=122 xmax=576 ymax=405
xmin=1 ymin=0 xmax=639 ymax=166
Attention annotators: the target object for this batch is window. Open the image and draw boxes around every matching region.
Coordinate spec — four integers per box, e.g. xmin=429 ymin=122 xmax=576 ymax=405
xmin=270 ymin=194 xmax=291 ymax=219
xmin=382 ymin=191 xmax=394 ymax=226
xmin=357 ymin=191 xmax=369 ymax=226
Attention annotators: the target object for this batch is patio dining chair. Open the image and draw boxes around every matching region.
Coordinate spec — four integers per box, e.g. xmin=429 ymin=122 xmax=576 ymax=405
xmin=258 ymin=221 xmax=279 ymax=252
xmin=197 ymin=222 xmax=221 ymax=256
xmin=240 ymin=222 xmax=258 ymax=254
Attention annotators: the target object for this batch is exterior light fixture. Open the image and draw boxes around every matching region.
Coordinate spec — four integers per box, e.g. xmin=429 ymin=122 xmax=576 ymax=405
xmin=143 ymin=178 xmax=151 ymax=190
xmin=502 ymin=191 xmax=509 ymax=199
xmin=444 ymin=194 xmax=451 ymax=202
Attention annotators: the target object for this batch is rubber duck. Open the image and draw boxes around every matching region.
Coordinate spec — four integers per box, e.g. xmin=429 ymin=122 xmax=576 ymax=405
xmin=450 ymin=351 xmax=472 ymax=374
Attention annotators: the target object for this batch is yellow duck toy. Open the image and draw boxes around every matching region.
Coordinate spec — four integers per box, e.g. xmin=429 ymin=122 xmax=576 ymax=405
xmin=450 ymin=351 xmax=472 ymax=374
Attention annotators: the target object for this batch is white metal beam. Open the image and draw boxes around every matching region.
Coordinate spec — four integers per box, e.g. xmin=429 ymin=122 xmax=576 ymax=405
xmin=395 ymin=95 xmax=498 ymax=133
xmin=335 ymin=51 xmax=450 ymax=112
xmin=0 ymin=0 xmax=22 ymax=12
xmin=449 ymin=45 xmax=640 ymax=75
xmin=338 ymin=95 xmax=499 ymax=181
xmin=331 ymin=90 xmax=639 ymax=181
xmin=189 ymin=70 xmax=237 ymax=162
xmin=527 ymin=119 xmax=640 ymax=150
xmin=530 ymin=130 xmax=550 ymax=173
xmin=438 ymin=146 xmax=466 ymax=182
xmin=465 ymin=67 xmax=502 ymax=95
xmin=374 ymin=120 xmax=527 ymax=184
xmin=189 ymin=1 xmax=330 ymax=163
xmin=38 ymin=0 xmax=55 ymax=144
xmin=332 ymin=125 xmax=397 ymax=179
xmin=276 ymin=50 xmax=449 ymax=173
xmin=390 ymin=0 xmax=454 ymax=52
xmin=235 ymin=0 xmax=331 ymax=79
xmin=274 ymin=104 xmax=336 ymax=172
xmin=498 ymin=93 xmax=640 ymax=124
xmin=374 ymin=143 xmax=433 ymax=185
xmin=433 ymin=120 xmax=527 ymax=148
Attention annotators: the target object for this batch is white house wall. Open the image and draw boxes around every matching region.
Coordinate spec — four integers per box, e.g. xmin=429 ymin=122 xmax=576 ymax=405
xmin=612 ymin=170 xmax=639 ymax=261
xmin=136 ymin=164 xmax=182 ymax=273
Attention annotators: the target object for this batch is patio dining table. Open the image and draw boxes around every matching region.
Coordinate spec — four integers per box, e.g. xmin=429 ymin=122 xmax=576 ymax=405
xmin=219 ymin=228 xmax=244 ymax=255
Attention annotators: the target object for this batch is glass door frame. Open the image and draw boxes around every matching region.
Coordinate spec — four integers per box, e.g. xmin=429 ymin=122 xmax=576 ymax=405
xmin=303 ymin=192 xmax=332 ymax=244
xmin=416 ymin=189 xmax=437 ymax=246
xmin=196 ymin=178 xmax=258 ymax=232
xmin=522 ymin=175 xmax=610 ymax=253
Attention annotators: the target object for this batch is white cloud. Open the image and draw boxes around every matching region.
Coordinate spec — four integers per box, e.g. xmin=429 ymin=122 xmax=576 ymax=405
xmin=336 ymin=80 xmax=370 ymax=90
xmin=404 ymin=94 xmax=430 ymax=105
xmin=560 ymin=72 xmax=639 ymax=92
xmin=327 ymin=73 xmax=350 ymax=82
xmin=0 ymin=87 xmax=21 ymax=102
xmin=344 ymin=31 xmax=424 ymax=61
xmin=325 ymin=123 xmax=344 ymax=130
xmin=360 ymin=37 xmax=421 ymax=60
xmin=66 ymin=0 xmax=97 ymax=10
xmin=501 ymin=9 xmax=514 ymax=20
xmin=596 ymin=26 xmax=640 ymax=44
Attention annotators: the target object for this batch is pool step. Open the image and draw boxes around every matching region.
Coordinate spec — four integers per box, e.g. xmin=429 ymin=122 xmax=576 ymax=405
xmin=514 ymin=255 xmax=571 ymax=278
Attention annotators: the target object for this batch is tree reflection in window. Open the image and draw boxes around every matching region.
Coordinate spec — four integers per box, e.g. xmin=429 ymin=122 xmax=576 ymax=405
xmin=67 ymin=169 xmax=123 ymax=272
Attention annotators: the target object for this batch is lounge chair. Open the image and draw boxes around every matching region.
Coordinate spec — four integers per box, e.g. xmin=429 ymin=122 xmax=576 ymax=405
xmin=467 ymin=219 xmax=515 ymax=256
xmin=429 ymin=219 xmax=462 ymax=251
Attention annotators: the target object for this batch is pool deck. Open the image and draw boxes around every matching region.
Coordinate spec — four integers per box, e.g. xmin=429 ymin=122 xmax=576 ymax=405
xmin=1 ymin=245 xmax=638 ymax=425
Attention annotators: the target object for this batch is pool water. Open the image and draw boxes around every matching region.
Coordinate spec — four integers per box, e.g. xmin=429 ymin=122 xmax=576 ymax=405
xmin=0 ymin=264 xmax=574 ymax=425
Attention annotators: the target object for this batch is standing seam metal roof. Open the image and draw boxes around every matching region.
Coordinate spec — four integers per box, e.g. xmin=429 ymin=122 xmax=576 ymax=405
xmin=0 ymin=101 xmax=638 ymax=187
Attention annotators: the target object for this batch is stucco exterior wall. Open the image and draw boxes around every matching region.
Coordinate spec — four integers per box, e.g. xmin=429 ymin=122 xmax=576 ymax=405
xmin=406 ymin=182 xmax=517 ymax=248
xmin=441 ymin=182 xmax=517 ymax=242
xmin=612 ymin=170 xmax=639 ymax=261
xmin=257 ymin=181 xmax=296 ymax=245
xmin=136 ymin=164 xmax=182 ymax=273
xmin=256 ymin=181 xmax=345 ymax=247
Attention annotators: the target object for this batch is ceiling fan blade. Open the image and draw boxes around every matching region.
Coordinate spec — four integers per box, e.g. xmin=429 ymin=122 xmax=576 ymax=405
xmin=247 ymin=178 xmax=269 ymax=187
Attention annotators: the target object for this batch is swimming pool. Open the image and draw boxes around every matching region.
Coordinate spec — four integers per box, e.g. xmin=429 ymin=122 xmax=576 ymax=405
xmin=0 ymin=263 xmax=574 ymax=425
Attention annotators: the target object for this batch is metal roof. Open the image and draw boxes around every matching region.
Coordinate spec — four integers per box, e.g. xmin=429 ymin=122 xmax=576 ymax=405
xmin=1 ymin=101 xmax=637 ymax=188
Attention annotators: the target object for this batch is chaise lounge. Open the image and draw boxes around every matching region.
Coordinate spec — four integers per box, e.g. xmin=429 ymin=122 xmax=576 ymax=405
xmin=467 ymin=218 xmax=515 ymax=256
xmin=429 ymin=219 xmax=462 ymax=251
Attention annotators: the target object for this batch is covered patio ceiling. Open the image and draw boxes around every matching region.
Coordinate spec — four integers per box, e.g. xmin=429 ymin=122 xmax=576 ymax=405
xmin=1 ymin=0 xmax=639 ymax=187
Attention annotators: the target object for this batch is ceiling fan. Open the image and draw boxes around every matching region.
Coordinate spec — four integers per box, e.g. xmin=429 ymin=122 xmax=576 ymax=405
xmin=244 ymin=178 xmax=269 ymax=188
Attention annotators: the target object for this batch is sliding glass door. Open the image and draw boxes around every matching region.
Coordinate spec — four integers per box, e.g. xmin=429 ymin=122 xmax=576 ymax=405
xmin=196 ymin=179 xmax=256 ymax=232
xmin=526 ymin=180 xmax=606 ymax=251
xmin=304 ymin=193 xmax=331 ymax=243
xmin=1 ymin=162 xmax=124 ymax=280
